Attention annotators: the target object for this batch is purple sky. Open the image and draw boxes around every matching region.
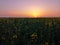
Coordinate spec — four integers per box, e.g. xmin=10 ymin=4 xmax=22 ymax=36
xmin=0 ymin=0 xmax=60 ymax=17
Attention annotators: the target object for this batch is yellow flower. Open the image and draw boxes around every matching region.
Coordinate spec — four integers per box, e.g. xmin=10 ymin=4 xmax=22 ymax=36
xmin=13 ymin=35 xmax=17 ymax=38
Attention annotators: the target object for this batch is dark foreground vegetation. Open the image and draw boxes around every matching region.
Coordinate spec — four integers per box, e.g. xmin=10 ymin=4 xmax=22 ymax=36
xmin=0 ymin=18 xmax=60 ymax=45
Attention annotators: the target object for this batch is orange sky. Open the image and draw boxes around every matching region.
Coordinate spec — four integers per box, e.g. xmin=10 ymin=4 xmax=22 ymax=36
xmin=0 ymin=0 xmax=60 ymax=17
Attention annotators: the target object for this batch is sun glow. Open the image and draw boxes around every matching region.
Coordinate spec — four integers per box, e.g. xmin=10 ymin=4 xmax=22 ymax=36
xmin=32 ymin=12 xmax=39 ymax=17
xmin=29 ymin=6 xmax=42 ymax=17
xmin=11 ymin=6 xmax=44 ymax=17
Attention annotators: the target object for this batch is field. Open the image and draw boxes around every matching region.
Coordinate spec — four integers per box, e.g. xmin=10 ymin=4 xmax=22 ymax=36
xmin=0 ymin=18 xmax=60 ymax=45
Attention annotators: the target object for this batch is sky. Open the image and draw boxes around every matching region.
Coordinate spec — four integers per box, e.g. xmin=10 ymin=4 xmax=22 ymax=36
xmin=0 ymin=0 xmax=60 ymax=17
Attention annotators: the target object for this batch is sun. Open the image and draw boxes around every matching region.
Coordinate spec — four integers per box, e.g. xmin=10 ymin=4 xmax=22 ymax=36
xmin=31 ymin=10 xmax=40 ymax=18
xmin=28 ymin=6 xmax=43 ymax=17
xmin=32 ymin=12 xmax=39 ymax=17
xmin=29 ymin=7 xmax=40 ymax=17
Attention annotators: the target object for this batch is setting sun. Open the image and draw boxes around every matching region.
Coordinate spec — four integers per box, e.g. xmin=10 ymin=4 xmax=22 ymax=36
xmin=29 ymin=7 xmax=41 ymax=17
xmin=32 ymin=12 xmax=39 ymax=17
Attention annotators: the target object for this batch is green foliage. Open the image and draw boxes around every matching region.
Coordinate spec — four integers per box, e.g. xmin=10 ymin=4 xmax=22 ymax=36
xmin=0 ymin=18 xmax=60 ymax=45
